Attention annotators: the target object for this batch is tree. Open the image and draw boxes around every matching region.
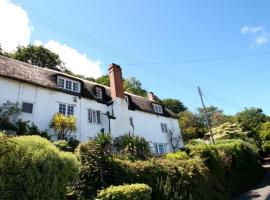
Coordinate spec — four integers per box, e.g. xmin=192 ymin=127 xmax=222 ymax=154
xmin=197 ymin=106 xmax=228 ymax=127
xmin=50 ymin=113 xmax=77 ymax=140
xmin=9 ymin=45 xmax=63 ymax=70
xmin=162 ymin=98 xmax=186 ymax=114
xmin=235 ymin=107 xmax=266 ymax=132
xmin=179 ymin=111 xmax=206 ymax=141
xmin=260 ymin=122 xmax=270 ymax=141
xmin=166 ymin=129 xmax=182 ymax=152
xmin=124 ymin=77 xmax=147 ymax=97
xmin=208 ymin=122 xmax=248 ymax=140
xmin=95 ymin=132 xmax=113 ymax=155
xmin=96 ymin=75 xmax=110 ymax=86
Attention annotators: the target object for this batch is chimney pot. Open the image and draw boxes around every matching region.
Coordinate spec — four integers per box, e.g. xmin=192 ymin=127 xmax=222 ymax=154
xmin=109 ymin=63 xmax=124 ymax=99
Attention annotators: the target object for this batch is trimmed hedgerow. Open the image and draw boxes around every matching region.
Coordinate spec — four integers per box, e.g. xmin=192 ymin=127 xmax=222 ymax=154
xmin=96 ymin=184 xmax=152 ymax=200
xmin=187 ymin=139 xmax=263 ymax=195
xmin=75 ymin=139 xmax=262 ymax=200
xmin=0 ymin=135 xmax=79 ymax=200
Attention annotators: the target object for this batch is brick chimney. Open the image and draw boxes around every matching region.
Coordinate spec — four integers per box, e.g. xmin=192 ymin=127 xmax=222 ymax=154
xmin=147 ymin=92 xmax=156 ymax=101
xmin=109 ymin=63 xmax=125 ymax=99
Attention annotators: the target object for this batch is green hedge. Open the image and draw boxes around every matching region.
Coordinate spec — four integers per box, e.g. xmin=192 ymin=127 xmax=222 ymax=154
xmin=74 ymin=139 xmax=262 ymax=200
xmin=0 ymin=135 xmax=79 ymax=200
xmin=96 ymin=184 xmax=151 ymax=200
xmin=187 ymin=140 xmax=263 ymax=195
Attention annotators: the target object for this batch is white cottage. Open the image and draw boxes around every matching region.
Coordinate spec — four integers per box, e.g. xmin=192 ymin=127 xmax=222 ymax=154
xmin=0 ymin=55 xmax=183 ymax=154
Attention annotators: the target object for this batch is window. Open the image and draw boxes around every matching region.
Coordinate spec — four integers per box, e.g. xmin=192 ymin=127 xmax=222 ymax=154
xmin=57 ymin=78 xmax=65 ymax=88
xmin=153 ymin=104 xmax=163 ymax=114
xmin=154 ymin=143 xmax=167 ymax=155
xmin=73 ymin=82 xmax=79 ymax=92
xmin=66 ymin=80 xmax=72 ymax=90
xmin=95 ymin=87 xmax=102 ymax=99
xmin=88 ymin=108 xmax=101 ymax=124
xmin=59 ymin=103 xmax=66 ymax=115
xmin=57 ymin=77 xmax=80 ymax=93
xmin=22 ymin=102 xmax=33 ymax=114
xmin=59 ymin=103 xmax=74 ymax=115
xmin=67 ymin=105 xmax=74 ymax=115
xmin=161 ymin=123 xmax=168 ymax=133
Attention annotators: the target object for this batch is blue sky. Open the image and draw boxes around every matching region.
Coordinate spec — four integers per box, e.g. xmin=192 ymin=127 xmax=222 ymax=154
xmin=2 ymin=0 xmax=270 ymax=115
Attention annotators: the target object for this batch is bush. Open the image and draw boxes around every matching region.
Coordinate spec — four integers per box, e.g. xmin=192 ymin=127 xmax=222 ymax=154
xmin=73 ymin=140 xmax=115 ymax=199
xmin=0 ymin=135 xmax=79 ymax=200
xmin=187 ymin=140 xmax=263 ymax=195
xmin=262 ymin=141 xmax=270 ymax=153
xmin=75 ymin=139 xmax=262 ymax=200
xmin=54 ymin=140 xmax=69 ymax=151
xmin=96 ymin=184 xmax=152 ymax=200
xmin=165 ymin=150 xmax=189 ymax=160
xmin=113 ymin=133 xmax=151 ymax=161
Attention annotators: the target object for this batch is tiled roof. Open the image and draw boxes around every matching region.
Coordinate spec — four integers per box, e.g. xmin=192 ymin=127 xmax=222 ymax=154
xmin=0 ymin=55 xmax=177 ymax=118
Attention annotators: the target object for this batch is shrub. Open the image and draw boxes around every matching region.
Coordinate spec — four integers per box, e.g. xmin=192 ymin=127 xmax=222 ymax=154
xmin=165 ymin=150 xmax=189 ymax=160
xmin=187 ymin=140 xmax=263 ymax=195
xmin=113 ymin=133 xmax=151 ymax=161
xmin=96 ymin=184 xmax=152 ymax=200
xmin=262 ymin=141 xmax=270 ymax=153
xmin=75 ymin=139 xmax=262 ymax=200
xmin=73 ymin=140 xmax=115 ymax=199
xmin=50 ymin=113 xmax=77 ymax=140
xmin=54 ymin=140 xmax=69 ymax=151
xmin=0 ymin=135 xmax=79 ymax=200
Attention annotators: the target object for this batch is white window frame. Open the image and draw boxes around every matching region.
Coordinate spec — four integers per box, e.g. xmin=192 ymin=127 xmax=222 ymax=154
xmin=57 ymin=77 xmax=81 ymax=93
xmin=58 ymin=103 xmax=75 ymax=116
xmin=88 ymin=108 xmax=101 ymax=124
xmin=57 ymin=78 xmax=65 ymax=88
xmin=153 ymin=103 xmax=163 ymax=114
xmin=154 ymin=143 xmax=167 ymax=155
xmin=95 ymin=87 xmax=102 ymax=99
xmin=161 ymin=123 xmax=168 ymax=133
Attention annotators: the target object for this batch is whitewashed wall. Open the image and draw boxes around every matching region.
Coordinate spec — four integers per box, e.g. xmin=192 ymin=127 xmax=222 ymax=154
xmin=129 ymin=110 xmax=183 ymax=153
xmin=0 ymin=77 xmax=183 ymax=152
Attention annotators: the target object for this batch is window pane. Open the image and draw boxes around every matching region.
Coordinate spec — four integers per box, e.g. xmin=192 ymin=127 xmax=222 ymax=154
xmin=57 ymin=78 xmax=64 ymax=88
xmin=73 ymin=82 xmax=79 ymax=92
xmin=88 ymin=109 xmax=92 ymax=122
xmin=67 ymin=105 xmax=74 ymax=115
xmin=22 ymin=102 xmax=33 ymax=113
xmin=92 ymin=110 xmax=97 ymax=123
xmin=66 ymin=80 xmax=72 ymax=90
xmin=97 ymin=111 xmax=101 ymax=124
xmin=95 ymin=88 xmax=102 ymax=98
xmin=59 ymin=104 xmax=66 ymax=115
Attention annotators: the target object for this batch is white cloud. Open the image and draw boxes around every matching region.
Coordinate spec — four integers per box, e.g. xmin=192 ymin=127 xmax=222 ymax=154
xmin=241 ymin=26 xmax=264 ymax=34
xmin=0 ymin=0 xmax=31 ymax=52
xmin=241 ymin=25 xmax=270 ymax=47
xmin=40 ymin=40 xmax=103 ymax=78
xmin=255 ymin=32 xmax=269 ymax=46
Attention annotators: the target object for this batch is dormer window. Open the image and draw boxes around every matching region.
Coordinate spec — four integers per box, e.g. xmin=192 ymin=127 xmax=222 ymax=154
xmin=57 ymin=78 xmax=65 ymax=88
xmin=153 ymin=103 xmax=163 ymax=114
xmin=95 ymin=87 xmax=102 ymax=99
xmin=57 ymin=76 xmax=80 ymax=93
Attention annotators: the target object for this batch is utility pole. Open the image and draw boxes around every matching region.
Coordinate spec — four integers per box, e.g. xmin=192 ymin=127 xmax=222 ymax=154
xmin=198 ymin=86 xmax=215 ymax=144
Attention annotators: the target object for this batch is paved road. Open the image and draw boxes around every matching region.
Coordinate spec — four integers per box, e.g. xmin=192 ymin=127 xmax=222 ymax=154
xmin=235 ymin=158 xmax=270 ymax=200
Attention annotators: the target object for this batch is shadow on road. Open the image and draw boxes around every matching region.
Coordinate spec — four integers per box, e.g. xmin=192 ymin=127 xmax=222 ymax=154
xmin=234 ymin=157 xmax=270 ymax=200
